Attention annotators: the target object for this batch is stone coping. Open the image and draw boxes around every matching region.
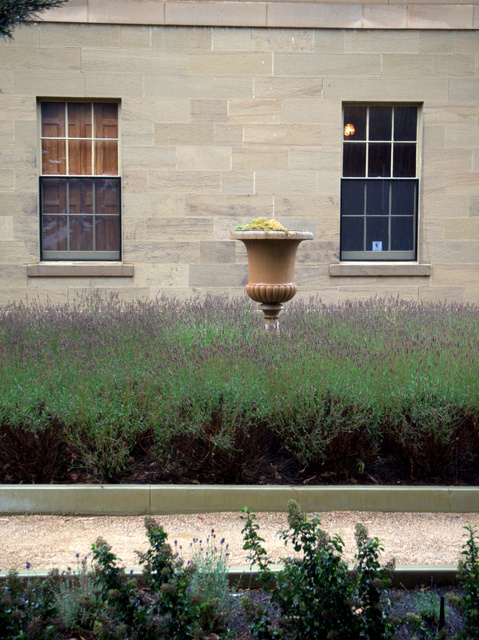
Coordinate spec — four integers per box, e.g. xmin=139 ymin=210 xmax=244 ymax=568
xmin=39 ymin=0 xmax=479 ymax=30
xmin=27 ymin=263 xmax=134 ymax=278
xmin=0 ymin=565 xmax=459 ymax=589
xmin=231 ymin=230 xmax=314 ymax=240
xmin=329 ymin=262 xmax=432 ymax=277
xmin=1 ymin=485 xmax=478 ymax=516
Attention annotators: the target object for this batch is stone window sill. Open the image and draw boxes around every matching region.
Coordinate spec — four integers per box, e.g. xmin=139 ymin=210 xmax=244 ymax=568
xmin=27 ymin=263 xmax=134 ymax=278
xmin=329 ymin=263 xmax=432 ymax=277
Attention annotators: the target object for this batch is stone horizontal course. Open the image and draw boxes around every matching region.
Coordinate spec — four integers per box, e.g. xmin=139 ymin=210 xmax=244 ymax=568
xmin=38 ymin=1 xmax=478 ymax=30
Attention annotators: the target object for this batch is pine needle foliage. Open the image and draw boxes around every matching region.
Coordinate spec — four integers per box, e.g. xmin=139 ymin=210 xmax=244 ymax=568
xmin=0 ymin=0 xmax=69 ymax=38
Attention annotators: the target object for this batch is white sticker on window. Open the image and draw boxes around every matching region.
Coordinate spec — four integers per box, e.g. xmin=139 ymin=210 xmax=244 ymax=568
xmin=372 ymin=241 xmax=382 ymax=251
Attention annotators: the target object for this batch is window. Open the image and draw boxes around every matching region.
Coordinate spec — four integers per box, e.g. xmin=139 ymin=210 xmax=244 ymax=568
xmin=341 ymin=105 xmax=419 ymax=261
xmin=40 ymin=101 xmax=121 ymax=260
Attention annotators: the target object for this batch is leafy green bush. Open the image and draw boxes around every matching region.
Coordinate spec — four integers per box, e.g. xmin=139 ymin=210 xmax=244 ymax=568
xmin=241 ymin=500 xmax=395 ymax=639
xmin=457 ymin=525 xmax=479 ymax=639
xmin=0 ymin=568 xmax=58 ymax=640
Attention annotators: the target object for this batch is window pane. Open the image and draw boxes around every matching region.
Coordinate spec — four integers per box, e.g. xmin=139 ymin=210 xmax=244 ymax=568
xmin=41 ymin=102 xmax=65 ymax=138
xmin=341 ymin=216 xmax=364 ymax=252
xmin=368 ymin=143 xmax=391 ymax=177
xmin=341 ymin=180 xmax=365 ymax=215
xmin=70 ymin=215 xmax=94 ymax=251
xmin=369 ymin=106 xmax=392 ymax=141
xmin=69 ymin=179 xmax=93 ymax=214
xmin=391 ymin=180 xmax=417 ymax=216
xmin=391 ymin=216 xmax=414 ymax=251
xmin=343 ymin=105 xmax=366 ymax=140
xmin=95 ymin=178 xmax=120 ymax=214
xmin=393 ymin=144 xmax=416 ymax=177
xmin=394 ymin=106 xmax=417 ymax=141
xmin=366 ymin=216 xmax=389 ymax=252
xmin=95 ymin=140 xmax=118 ymax=175
xmin=68 ymin=103 xmax=92 ymax=139
xmin=343 ymin=143 xmax=366 ymax=177
xmin=96 ymin=216 xmax=120 ymax=252
xmin=42 ymin=139 xmax=66 ymax=174
xmin=42 ymin=178 xmax=67 ymax=213
xmin=42 ymin=215 xmax=67 ymax=251
xmin=69 ymin=139 xmax=92 ymax=175
xmin=94 ymin=103 xmax=118 ymax=139
xmin=366 ymin=181 xmax=390 ymax=216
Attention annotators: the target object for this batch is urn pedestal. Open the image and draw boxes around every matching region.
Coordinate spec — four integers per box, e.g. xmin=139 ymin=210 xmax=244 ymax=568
xmin=230 ymin=230 xmax=313 ymax=329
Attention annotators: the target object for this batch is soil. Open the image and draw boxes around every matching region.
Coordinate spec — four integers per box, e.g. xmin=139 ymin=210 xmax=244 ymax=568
xmin=223 ymin=586 xmax=467 ymax=639
xmin=1 ymin=426 xmax=479 ymax=486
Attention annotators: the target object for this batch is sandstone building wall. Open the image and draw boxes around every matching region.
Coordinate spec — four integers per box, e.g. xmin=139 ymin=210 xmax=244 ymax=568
xmin=0 ymin=0 xmax=478 ymax=305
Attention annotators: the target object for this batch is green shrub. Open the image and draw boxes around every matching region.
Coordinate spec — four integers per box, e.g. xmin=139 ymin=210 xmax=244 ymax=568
xmin=241 ymin=500 xmax=395 ymax=639
xmin=0 ymin=568 xmax=58 ymax=640
xmin=457 ymin=525 xmax=479 ymax=639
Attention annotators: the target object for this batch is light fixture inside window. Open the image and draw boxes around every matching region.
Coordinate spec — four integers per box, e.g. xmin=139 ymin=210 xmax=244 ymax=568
xmin=344 ymin=123 xmax=355 ymax=138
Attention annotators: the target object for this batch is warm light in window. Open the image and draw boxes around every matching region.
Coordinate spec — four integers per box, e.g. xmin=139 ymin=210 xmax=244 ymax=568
xmin=344 ymin=123 xmax=355 ymax=138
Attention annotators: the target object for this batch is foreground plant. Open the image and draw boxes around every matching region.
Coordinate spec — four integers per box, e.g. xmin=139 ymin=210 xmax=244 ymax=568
xmin=0 ymin=518 xmax=231 ymax=639
xmin=187 ymin=529 xmax=231 ymax=631
xmin=0 ymin=567 xmax=58 ymax=639
xmin=241 ymin=500 xmax=395 ymax=639
xmin=91 ymin=517 xmax=228 ymax=639
xmin=457 ymin=525 xmax=479 ymax=639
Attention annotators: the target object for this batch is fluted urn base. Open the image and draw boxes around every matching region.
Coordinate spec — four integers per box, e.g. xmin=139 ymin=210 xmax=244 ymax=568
xmin=245 ymin=283 xmax=297 ymax=304
xmin=231 ymin=230 xmax=313 ymax=330
xmin=245 ymin=283 xmax=298 ymax=329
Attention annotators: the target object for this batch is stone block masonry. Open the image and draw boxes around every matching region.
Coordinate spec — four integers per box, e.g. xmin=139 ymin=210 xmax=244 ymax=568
xmin=0 ymin=7 xmax=478 ymax=305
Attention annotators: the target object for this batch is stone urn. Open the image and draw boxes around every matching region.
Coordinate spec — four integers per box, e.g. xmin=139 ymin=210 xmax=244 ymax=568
xmin=231 ymin=229 xmax=313 ymax=329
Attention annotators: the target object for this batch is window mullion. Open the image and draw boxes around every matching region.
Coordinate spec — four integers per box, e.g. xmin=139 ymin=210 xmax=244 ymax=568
xmin=65 ymin=102 xmax=70 ymax=176
xmin=66 ymin=179 xmax=70 ymax=253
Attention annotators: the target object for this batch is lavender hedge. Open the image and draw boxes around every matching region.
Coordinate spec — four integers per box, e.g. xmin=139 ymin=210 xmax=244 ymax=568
xmin=0 ymin=295 xmax=478 ymax=482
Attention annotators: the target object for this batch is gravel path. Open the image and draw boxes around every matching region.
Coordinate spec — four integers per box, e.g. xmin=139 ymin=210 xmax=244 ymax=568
xmin=2 ymin=511 xmax=479 ymax=573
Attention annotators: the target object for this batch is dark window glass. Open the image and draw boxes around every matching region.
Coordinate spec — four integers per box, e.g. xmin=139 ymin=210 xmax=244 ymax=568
xmin=369 ymin=106 xmax=392 ymax=141
xmin=366 ymin=217 xmax=389 ymax=252
xmin=393 ymin=144 xmax=416 ymax=177
xmin=394 ymin=106 xmax=417 ymax=141
xmin=96 ymin=179 xmax=120 ymax=215
xmin=341 ymin=216 xmax=364 ymax=252
xmin=391 ymin=216 xmax=414 ymax=251
xmin=391 ymin=181 xmax=417 ymax=216
xmin=366 ymin=181 xmax=390 ymax=216
xmin=343 ymin=105 xmax=366 ymax=140
xmin=341 ymin=180 xmax=365 ymax=215
xmin=368 ymin=143 xmax=391 ymax=177
xmin=42 ymin=178 xmax=67 ymax=214
xmin=96 ymin=216 xmax=120 ymax=252
xmin=69 ymin=179 xmax=93 ymax=214
xmin=343 ymin=144 xmax=366 ymax=177
xmin=42 ymin=215 xmax=67 ymax=251
xmin=70 ymin=215 xmax=94 ymax=251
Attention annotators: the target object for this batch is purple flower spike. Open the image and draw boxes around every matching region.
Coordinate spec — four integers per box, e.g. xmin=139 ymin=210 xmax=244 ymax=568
xmin=25 ymin=562 xmax=31 ymax=570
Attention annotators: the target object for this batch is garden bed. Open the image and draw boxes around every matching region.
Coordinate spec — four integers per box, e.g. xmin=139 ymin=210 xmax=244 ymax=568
xmin=1 ymin=295 xmax=478 ymax=487
xmin=1 ymin=507 xmax=477 ymax=640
